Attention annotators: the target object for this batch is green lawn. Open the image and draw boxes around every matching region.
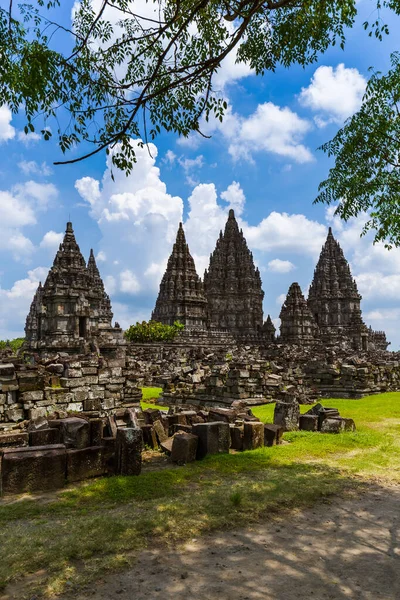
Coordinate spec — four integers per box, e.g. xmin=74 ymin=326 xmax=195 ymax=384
xmin=140 ymin=386 xmax=166 ymax=410
xmin=1 ymin=392 xmax=400 ymax=598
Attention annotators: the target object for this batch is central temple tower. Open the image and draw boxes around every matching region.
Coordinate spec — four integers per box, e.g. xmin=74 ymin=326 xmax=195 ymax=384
xmin=204 ymin=209 xmax=264 ymax=336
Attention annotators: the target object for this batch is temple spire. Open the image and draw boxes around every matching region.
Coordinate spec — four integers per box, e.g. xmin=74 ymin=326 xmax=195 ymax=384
xmin=308 ymin=227 xmax=363 ymax=341
xmin=152 ymin=222 xmax=208 ymax=328
xmin=204 ymin=209 xmax=264 ymax=335
xmin=280 ymin=282 xmax=317 ymax=344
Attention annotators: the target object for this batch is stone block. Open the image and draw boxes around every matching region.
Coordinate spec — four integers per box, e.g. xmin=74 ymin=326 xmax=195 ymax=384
xmin=208 ymin=408 xmax=237 ymax=423
xmin=90 ymin=418 xmax=104 ymax=446
xmin=0 ymin=445 xmax=66 ymax=495
xmin=230 ymin=425 xmax=243 ymax=451
xmin=5 ymin=408 xmax=24 ymax=422
xmin=0 ymin=432 xmax=29 ymax=448
xmin=320 ymin=418 xmax=345 ymax=433
xmin=0 ymin=364 xmax=15 ymax=379
xmin=171 ymin=424 xmax=192 ymax=435
xmin=153 ymin=419 xmax=167 ymax=443
xmin=66 ymin=447 xmax=107 ymax=483
xmin=29 ymin=428 xmax=60 ymax=446
xmin=299 ymin=414 xmax=319 ymax=432
xmin=192 ymin=422 xmax=230 ymax=459
xmin=116 ymin=428 xmax=143 ymax=476
xmin=101 ymin=398 xmax=115 ymax=410
xmin=243 ymin=422 xmax=264 ymax=451
xmin=273 ymin=401 xmax=300 ymax=431
xmin=83 ymin=398 xmax=101 ymax=412
xmin=171 ymin=432 xmax=198 ymax=464
xmin=59 ymin=417 xmax=90 ymax=449
xmin=141 ymin=424 xmax=158 ymax=449
xmin=264 ymin=423 xmax=284 ymax=446
xmin=144 ymin=408 xmax=162 ymax=425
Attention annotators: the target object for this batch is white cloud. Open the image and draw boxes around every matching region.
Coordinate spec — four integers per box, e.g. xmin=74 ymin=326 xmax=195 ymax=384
xmin=244 ymin=212 xmax=327 ymax=257
xmin=96 ymin=250 xmax=106 ymax=262
xmin=178 ymin=155 xmax=204 ymax=186
xmin=276 ymin=293 xmax=286 ymax=305
xmin=299 ymin=64 xmax=366 ymax=126
xmin=184 ymin=102 xmax=313 ymax=163
xmin=268 ymin=259 xmax=296 ymax=273
xmin=120 ymin=269 xmax=141 ymax=294
xmin=13 ymin=181 xmax=58 ymax=210
xmin=18 ymin=161 xmax=52 ymax=177
xmin=163 ymin=150 xmax=176 ymax=165
xmin=17 ymin=131 xmax=42 ymax=145
xmin=40 ymin=231 xmax=63 ymax=250
xmin=0 ymin=105 xmax=16 ymax=142
xmin=220 ymin=181 xmax=245 ymax=216
xmin=0 ymin=267 xmax=48 ymax=338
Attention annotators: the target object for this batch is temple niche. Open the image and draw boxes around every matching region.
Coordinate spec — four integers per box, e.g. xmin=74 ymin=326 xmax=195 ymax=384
xmin=204 ymin=209 xmax=264 ymax=336
xmin=152 ymin=223 xmax=208 ymax=328
xmin=279 ymin=282 xmax=318 ymax=344
xmin=25 ymin=222 xmax=121 ymax=353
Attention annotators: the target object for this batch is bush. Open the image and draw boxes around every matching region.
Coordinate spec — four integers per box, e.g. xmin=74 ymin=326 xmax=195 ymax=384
xmin=0 ymin=338 xmax=25 ymax=353
xmin=124 ymin=320 xmax=184 ymax=343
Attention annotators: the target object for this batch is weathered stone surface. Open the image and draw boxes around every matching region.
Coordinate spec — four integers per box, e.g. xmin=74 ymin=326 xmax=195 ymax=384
xmin=152 ymin=223 xmax=207 ymax=328
xmin=230 ymin=425 xmax=244 ymax=451
xmin=263 ymin=423 xmax=283 ymax=447
xmin=0 ymin=445 xmax=66 ymax=495
xmin=192 ymin=422 xmax=230 ymax=459
xmin=243 ymin=422 xmax=264 ymax=451
xmin=66 ymin=446 xmax=107 ymax=482
xmin=320 ymin=418 xmax=345 ymax=433
xmin=280 ymin=283 xmax=317 ymax=345
xmin=141 ymin=425 xmax=158 ymax=449
xmin=153 ymin=419 xmax=168 ymax=443
xmin=204 ymin=209 xmax=264 ymax=337
xmin=59 ymin=417 xmax=90 ymax=449
xmin=171 ymin=432 xmax=198 ymax=464
xmin=273 ymin=401 xmax=300 ymax=431
xmin=116 ymin=428 xmax=143 ymax=476
xmin=0 ymin=432 xmax=29 ymax=448
xmin=29 ymin=428 xmax=61 ymax=446
xmin=89 ymin=418 xmax=104 ymax=446
xmin=299 ymin=414 xmax=318 ymax=432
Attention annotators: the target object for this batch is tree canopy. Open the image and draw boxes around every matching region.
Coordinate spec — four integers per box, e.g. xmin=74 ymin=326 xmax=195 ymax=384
xmin=1 ymin=1 xmax=400 ymax=243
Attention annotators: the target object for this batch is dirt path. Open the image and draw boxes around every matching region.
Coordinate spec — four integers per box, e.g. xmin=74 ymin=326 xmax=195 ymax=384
xmin=55 ymin=484 xmax=400 ymax=600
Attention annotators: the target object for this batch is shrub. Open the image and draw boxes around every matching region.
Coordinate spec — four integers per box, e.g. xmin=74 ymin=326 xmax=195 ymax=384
xmin=124 ymin=320 xmax=184 ymax=343
xmin=0 ymin=338 xmax=25 ymax=353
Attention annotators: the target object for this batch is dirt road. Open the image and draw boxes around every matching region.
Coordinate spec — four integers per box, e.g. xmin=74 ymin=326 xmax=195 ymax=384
xmin=59 ymin=484 xmax=400 ymax=600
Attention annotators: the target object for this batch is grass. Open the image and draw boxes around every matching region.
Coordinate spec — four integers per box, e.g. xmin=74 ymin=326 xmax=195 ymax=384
xmin=140 ymin=386 xmax=167 ymax=410
xmin=1 ymin=392 xmax=400 ymax=597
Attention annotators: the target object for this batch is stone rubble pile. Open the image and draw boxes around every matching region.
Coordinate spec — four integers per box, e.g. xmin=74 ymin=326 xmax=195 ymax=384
xmin=0 ymin=399 xmax=356 ymax=496
xmin=0 ymin=352 xmax=142 ymax=426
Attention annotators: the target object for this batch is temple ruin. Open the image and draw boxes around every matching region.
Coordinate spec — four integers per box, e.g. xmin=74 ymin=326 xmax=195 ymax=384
xmin=152 ymin=223 xmax=208 ymax=328
xmin=203 ymin=209 xmax=264 ymax=337
xmin=25 ymin=222 xmax=121 ymax=353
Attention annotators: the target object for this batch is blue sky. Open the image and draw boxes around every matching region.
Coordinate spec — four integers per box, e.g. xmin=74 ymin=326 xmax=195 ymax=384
xmin=1 ymin=1 xmax=400 ymax=347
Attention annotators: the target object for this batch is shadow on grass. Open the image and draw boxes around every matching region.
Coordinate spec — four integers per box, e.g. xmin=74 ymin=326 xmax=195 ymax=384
xmin=0 ymin=459 xmax=368 ymax=598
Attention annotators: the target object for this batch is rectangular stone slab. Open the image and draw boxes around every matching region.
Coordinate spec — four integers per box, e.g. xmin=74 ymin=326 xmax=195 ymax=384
xmin=192 ymin=422 xmax=230 ymax=459
xmin=1 ymin=444 xmax=66 ymax=495
xmin=0 ymin=432 xmax=29 ymax=448
xmin=243 ymin=422 xmax=264 ymax=451
xmin=66 ymin=447 xmax=108 ymax=483
xmin=171 ymin=432 xmax=198 ymax=464
xmin=29 ymin=428 xmax=61 ymax=446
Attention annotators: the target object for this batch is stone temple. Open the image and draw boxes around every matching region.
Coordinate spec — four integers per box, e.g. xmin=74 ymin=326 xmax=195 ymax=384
xmin=25 ymin=222 xmax=121 ymax=353
xmin=23 ymin=214 xmax=389 ymax=354
xmin=203 ymin=209 xmax=264 ymax=337
xmin=153 ymin=215 xmax=389 ymax=351
xmin=152 ymin=223 xmax=208 ymax=328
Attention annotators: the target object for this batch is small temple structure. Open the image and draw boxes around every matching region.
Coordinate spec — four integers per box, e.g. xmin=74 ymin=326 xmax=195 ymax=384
xmin=151 ymin=223 xmax=208 ymax=328
xmin=279 ymin=282 xmax=318 ymax=344
xmin=203 ymin=209 xmax=264 ymax=336
xmin=25 ymin=222 xmax=121 ymax=352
